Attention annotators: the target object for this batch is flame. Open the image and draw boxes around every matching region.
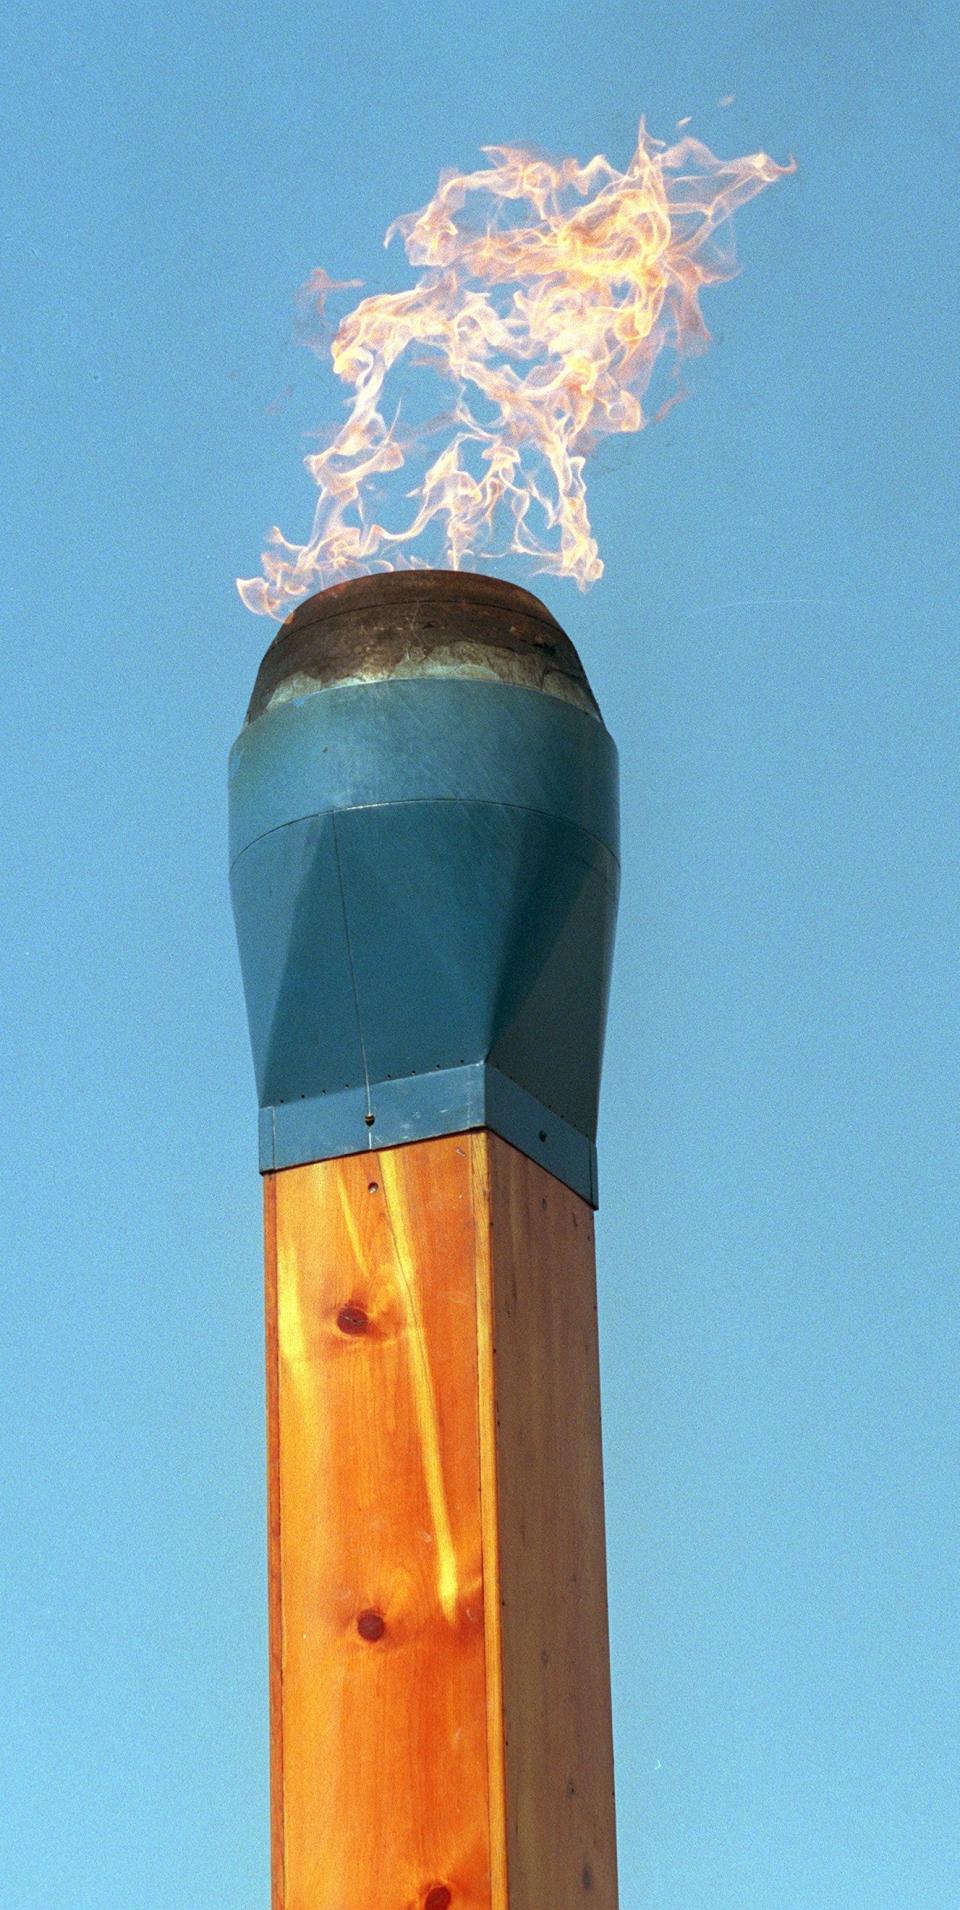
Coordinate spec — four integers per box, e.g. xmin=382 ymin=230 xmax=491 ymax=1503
xmin=238 ymin=121 xmax=792 ymax=616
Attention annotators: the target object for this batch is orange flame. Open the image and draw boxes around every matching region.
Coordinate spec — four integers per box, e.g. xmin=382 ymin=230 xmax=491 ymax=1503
xmin=238 ymin=122 xmax=792 ymax=615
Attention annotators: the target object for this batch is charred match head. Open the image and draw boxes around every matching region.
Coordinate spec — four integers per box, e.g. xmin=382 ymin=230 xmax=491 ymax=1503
xmin=245 ymin=570 xmax=602 ymax=724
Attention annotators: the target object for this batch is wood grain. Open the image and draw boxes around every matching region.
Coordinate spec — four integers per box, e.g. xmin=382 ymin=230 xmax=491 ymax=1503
xmin=481 ymin=1133 xmax=619 ymax=1908
xmin=264 ymin=1132 xmax=618 ymax=1908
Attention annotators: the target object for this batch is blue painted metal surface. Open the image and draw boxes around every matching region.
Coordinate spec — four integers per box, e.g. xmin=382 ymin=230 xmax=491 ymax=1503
xmin=230 ymin=666 xmax=619 ymax=1204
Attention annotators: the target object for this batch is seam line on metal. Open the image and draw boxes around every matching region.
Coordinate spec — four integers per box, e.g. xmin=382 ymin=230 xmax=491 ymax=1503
xmin=230 ymin=793 xmax=621 ymax=877
xmin=487 ymin=1061 xmax=581 ymax=1130
xmin=330 ymin=811 xmax=373 ymax=1127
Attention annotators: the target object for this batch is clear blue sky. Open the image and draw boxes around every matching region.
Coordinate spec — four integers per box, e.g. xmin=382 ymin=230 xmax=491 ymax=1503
xmin=2 ymin=2 xmax=957 ymax=1904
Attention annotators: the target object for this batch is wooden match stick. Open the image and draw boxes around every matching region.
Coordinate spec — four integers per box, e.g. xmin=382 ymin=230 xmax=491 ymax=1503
xmin=231 ymin=572 xmax=620 ymax=1906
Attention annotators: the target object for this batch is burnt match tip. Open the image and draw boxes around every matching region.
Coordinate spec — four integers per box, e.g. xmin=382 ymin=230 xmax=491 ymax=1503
xmin=245 ymin=568 xmax=600 ymax=725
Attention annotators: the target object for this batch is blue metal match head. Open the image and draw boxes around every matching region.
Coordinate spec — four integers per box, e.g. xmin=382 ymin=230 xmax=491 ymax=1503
xmin=229 ymin=571 xmax=619 ymax=1205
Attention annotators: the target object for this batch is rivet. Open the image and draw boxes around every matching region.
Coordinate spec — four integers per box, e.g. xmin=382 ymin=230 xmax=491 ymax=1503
xmin=368 ymin=1180 xmax=379 ymax=1194
xmin=425 ymin=1889 xmax=452 ymax=1910
xmin=337 ymin=1304 xmax=369 ymax=1336
xmin=364 ymin=1112 xmax=375 ymax=1127
xmin=356 ymin=1609 xmax=385 ymax=1642
xmin=539 ymin=1129 xmax=548 ymax=1142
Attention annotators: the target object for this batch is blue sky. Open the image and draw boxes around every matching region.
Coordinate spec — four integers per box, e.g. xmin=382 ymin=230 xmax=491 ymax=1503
xmin=1 ymin=1 xmax=957 ymax=1903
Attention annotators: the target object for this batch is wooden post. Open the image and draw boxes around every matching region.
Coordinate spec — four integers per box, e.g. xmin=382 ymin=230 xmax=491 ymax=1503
xmin=264 ymin=1131 xmax=618 ymax=1909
